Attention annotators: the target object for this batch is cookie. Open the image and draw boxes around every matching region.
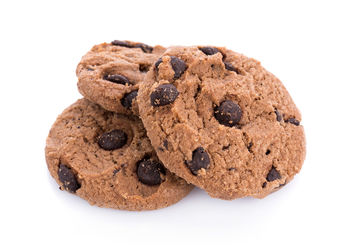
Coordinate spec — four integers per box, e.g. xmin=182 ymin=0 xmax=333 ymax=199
xmin=45 ymin=98 xmax=193 ymax=210
xmin=76 ymin=40 xmax=166 ymax=115
xmin=138 ymin=46 xmax=306 ymax=200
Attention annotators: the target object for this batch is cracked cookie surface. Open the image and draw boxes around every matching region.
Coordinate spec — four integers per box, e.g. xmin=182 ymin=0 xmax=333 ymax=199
xmin=45 ymin=98 xmax=193 ymax=210
xmin=76 ymin=40 xmax=166 ymax=115
xmin=138 ymin=46 xmax=306 ymax=200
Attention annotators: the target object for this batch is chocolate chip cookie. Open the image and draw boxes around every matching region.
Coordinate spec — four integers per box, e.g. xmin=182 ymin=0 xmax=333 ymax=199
xmin=76 ymin=40 xmax=166 ymax=115
xmin=45 ymin=98 xmax=193 ymax=210
xmin=138 ymin=46 xmax=306 ymax=200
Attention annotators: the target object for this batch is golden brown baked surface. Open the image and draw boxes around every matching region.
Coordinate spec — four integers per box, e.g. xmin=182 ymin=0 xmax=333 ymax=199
xmin=45 ymin=98 xmax=193 ymax=210
xmin=138 ymin=46 xmax=305 ymax=200
xmin=76 ymin=41 xmax=166 ymax=115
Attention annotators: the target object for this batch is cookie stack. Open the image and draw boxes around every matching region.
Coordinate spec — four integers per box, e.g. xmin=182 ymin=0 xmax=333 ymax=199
xmin=45 ymin=40 xmax=306 ymax=210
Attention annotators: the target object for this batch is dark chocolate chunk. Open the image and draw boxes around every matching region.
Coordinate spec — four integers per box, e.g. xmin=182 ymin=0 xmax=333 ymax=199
xmin=275 ymin=109 xmax=283 ymax=122
xmin=121 ymin=90 xmax=138 ymax=109
xmin=170 ymin=56 xmax=187 ymax=79
xmin=262 ymin=182 xmax=267 ymax=188
xmin=185 ymin=147 xmax=210 ymax=175
xmin=136 ymin=43 xmax=153 ymax=53
xmin=139 ymin=64 xmax=150 ymax=72
xmin=266 ymin=166 xmax=281 ymax=182
xmin=155 ymin=58 xmax=162 ymax=70
xmin=58 ymin=164 xmax=80 ymax=193
xmin=137 ymin=160 xmax=165 ymax=185
xmin=286 ymin=118 xmax=300 ymax=126
xmin=111 ymin=40 xmax=130 ymax=47
xmin=103 ymin=74 xmax=130 ymax=85
xmin=214 ymin=100 xmax=242 ymax=127
xmin=224 ymin=62 xmax=239 ymax=73
xmin=265 ymin=149 xmax=271 ymax=155
xmin=111 ymin=40 xmax=153 ymax=53
xmin=199 ymin=47 xmax=220 ymax=55
xmin=150 ymin=84 xmax=179 ymax=106
xmin=98 ymin=129 xmax=127 ymax=150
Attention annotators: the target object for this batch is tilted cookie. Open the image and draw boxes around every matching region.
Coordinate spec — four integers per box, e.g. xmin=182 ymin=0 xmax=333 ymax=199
xmin=76 ymin=40 xmax=166 ymax=115
xmin=138 ymin=46 xmax=306 ymax=200
xmin=45 ymin=99 xmax=193 ymax=210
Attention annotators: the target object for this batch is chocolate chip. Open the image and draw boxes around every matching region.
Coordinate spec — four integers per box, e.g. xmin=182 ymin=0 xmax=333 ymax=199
xmin=262 ymin=182 xmax=267 ymax=188
xmin=170 ymin=56 xmax=187 ymax=79
xmin=266 ymin=166 xmax=281 ymax=182
xmin=286 ymin=118 xmax=300 ymax=126
xmin=111 ymin=40 xmax=130 ymax=47
xmin=58 ymin=164 xmax=80 ymax=193
xmin=265 ymin=149 xmax=271 ymax=155
xmin=136 ymin=43 xmax=153 ymax=53
xmin=214 ymin=100 xmax=242 ymax=127
xmin=111 ymin=40 xmax=153 ymax=53
xmin=228 ymin=167 xmax=236 ymax=171
xmin=199 ymin=47 xmax=220 ymax=55
xmin=155 ymin=58 xmax=162 ymax=70
xmin=103 ymin=74 xmax=130 ymax=85
xmin=121 ymin=90 xmax=138 ymax=109
xmin=275 ymin=109 xmax=283 ymax=122
xmin=113 ymin=169 xmax=120 ymax=176
xmin=186 ymin=147 xmax=210 ymax=175
xmin=137 ymin=160 xmax=165 ymax=185
xmin=139 ymin=64 xmax=150 ymax=72
xmin=150 ymin=84 xmax=179 ymax=106
xmin=224 ymin=62 xmax=239 ymax=73
xmin=87 ymin=68 xmax=94 ymax=71
xmin=98 ymin=130 xmax=127 ymax=150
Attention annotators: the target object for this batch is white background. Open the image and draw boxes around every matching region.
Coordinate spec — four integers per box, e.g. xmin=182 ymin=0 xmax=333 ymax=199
xmin=0 ymin=0 xmax=349 ymax=251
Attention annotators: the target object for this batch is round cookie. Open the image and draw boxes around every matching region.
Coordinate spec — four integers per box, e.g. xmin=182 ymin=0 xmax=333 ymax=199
xmin=138 ymin=46 xmax=306 ymax=200
xmin=45 ymin=98 xmax=193 ymax=211
xmin=76 ymin=40 xmax=166 ymax=115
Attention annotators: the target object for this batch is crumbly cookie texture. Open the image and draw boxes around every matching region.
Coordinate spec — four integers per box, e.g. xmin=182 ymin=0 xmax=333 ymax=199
xmin=138 ymin=46 xmax=306 ymax=200
xmin=76 ymin=40 xmax=166 ymax=115
xmin=45 ymin=99 xmax=193 ymax=211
